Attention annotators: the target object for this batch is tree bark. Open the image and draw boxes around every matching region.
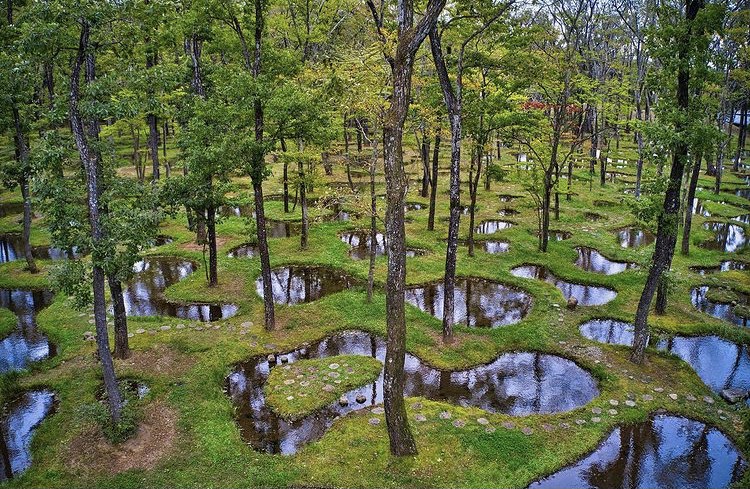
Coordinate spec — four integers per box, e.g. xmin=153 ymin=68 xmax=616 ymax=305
xmin=12 ymin=108 xmax=37 ymax=274
xmin=681 ymin=153 xmax=702 ymax=255
xmin=367 ymin=140 xmax=378 ymax=303
xmin=70 ymin=19 xmax=123 ymax=422
xmin=108 ymin=275 xmax=130 ymax=359
xmin=631 ymin=0 xmax=703 ymax=365
xmin=206 ymin=202 xmax=218 ymax=286
xmin=427 ymin=132 xmax=440 ymax=231
xmin=299 ymin=159 xmax=308 ymax=249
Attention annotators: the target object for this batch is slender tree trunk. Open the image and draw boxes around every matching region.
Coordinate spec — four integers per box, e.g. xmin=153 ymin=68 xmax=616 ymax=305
xmin=734 ymin=101 xmax=747 ymax=171
xmin=299 ymin=159 xmax=308 ymax=249
xmin=631 ymin=0 xmax=703 ymax=365
xmin=251 ymin=0 xmax=274 ymax=330
xmin=146 ymin=40 xmax=159 ymax=181
xmin=206 ymin=203 xmax=218 ymax=286
xmin=681 ymin=153 xmax=702 ymax=255
xmin=12 ymin=109 xmax=37 ymax=274
xmin=427 ymin=132 xmax=440 ymax=231
xmin=367 ymin=141 xmax=378 ymax=303
xmin=70 ymin=20 xmax=122 ymax=422
xmin=420 ymin=135 xmax=430 ymax=197
xmin=108 ymin=275 xmax=130 ymax=359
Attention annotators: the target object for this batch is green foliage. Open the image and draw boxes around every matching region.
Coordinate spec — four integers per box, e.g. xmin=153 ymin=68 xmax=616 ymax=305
xmin=48 ymin=259 xmax=92 ymax=310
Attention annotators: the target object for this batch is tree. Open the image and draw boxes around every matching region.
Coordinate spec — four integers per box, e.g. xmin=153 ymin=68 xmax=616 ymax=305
xmin=630 ymin=0 xmax=721 ymax=364
xmin=366 ymin=0 xmax=445 ymax=456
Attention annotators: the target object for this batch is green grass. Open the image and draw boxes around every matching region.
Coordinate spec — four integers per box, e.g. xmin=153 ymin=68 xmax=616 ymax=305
xmin=0 ymin=133 xmax=748 ymax=488
xmin=264 ymin=354 xmax=382 ymax=420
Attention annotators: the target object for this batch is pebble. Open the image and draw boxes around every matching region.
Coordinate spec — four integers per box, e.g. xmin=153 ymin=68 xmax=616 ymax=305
xmin=328 ymin=371 xmax=340 ymax=378
xmin=477 ymin=417 xmax=489 ymax=425
xmin=322 ymin=384 xmax=335 ymax=393
xmin=286 ymin=395 xmax=294 ymax=401
xmin=368 ymin=418 xmax=380 ymax=426
xmin=541 ymin=423 xmax=554 ymax=432
xmin=686 ymin=394 xmax=697 ymax=401
xmin=668 ymin=393 xmax=678 ymax=401
xmin=414 ymin=414 xmax=427 ymax=422
xmin=411 ymin=402 xmax=423 ymax=410
xmin=279 ymin=356 xmax=289 ymax=364
xmin=371 ymin=407 xmax=385 ymax=415
xmin=267 ymin=354 xmax=276 ymax=363
xmin=625 ymin=400 xmax=636 ymax=407
xmin=609 ymin=399 xmax=619 ymax=406
xmin=439 ymin=411 xmax=452 ymax=420
xmin=283 ymin=379 xmax=295 ymax=385
xmin=241 ymin=321 xmax=253 ymax=328
xmin=592 ymin=407 xmax=602 ymax=415
xmin=559 ymin=422 xmax=571 ymax=429
xmin=485 ymin=426 xmax=497 ymax=434
xmin=501 ymin=421 xmax=515 ymax=429
xmin=653 ymin=387 xmax=664 ymax=393
xmin=338 ymin=396 xmax=349 ymax=406
xmin=521 ymin=427 xmax=534 ymax=435
xmin=452 ymin=419 xmax=466 ymax=428
xmin=591 ymin=417 xmax=601 ymax=423
xmin=642 ymin=394 xmax=654 ymax=401
xmin=160 ymin=325 xmax=171 ymax=331
xmin=329 ymin=363 xmax=340 ymax=370
xmin=704 ymin=396 xmax=715 ymax=404
xmin=355 ymin=394 xmax=366 ymax=404
xmin=127 ymin=333 xmax=134 ymax=338
xmin=136 ymin=328 xmax=146 ymax=334
xmin=575 ymin=419 xmax=586 ymax=425
xmin=176 ymin=324 xmax=185 ymax=329
xmin=299 ymin=381 xmax=309 ymax=387
xmin=608 ymin=409 xmax=618 ymax=416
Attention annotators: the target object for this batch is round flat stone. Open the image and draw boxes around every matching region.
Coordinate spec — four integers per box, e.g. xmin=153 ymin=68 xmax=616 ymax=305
xmin=609 ymin=399 xmax=619 ymax=406
xmin=685 ymin=394 xmax=697 ymax=401
xmin=241 ymin=321 xmax=253 ymax=328
xmin=414 ymin=414 xmax=427 ymax=422
xmin=559 ymin=422 xmax=571 ymax=429
xmin=136 ymin=329 xmax=146 ymax=334
xmin=501 ymin=421 xmax=515 ymax=429
xmin=592 ymin=407 xmax=602 ymax=415
xmin=668 ymin=393 xmax=678 ymax=400
xmin=704 ymin=396 xmax=715 ymax=404
xmin=485 ymin=426 xmax=496 ymax=433
xmin=452 ymin=419 xmax=466 ymax=428
xmin=322 ymin=384 xmax=335 ymax=392
xmin=653 ymin=387 xmax=664 ymax=393
xmin=591 ymin=417 xmax=601 ymax=423
xmin=608 ymin=409 xmax=618 ymax=416
xmin=160 ymin=325 xmax=171 ymax=331
xmin=411 ymin=402 xmax=423 ymax=410
xmin=521 ymin=427 xmax=534 ymax=435
xmin=575 ymin=419 xmax=586 ymax=425
xmin=329 ymin=363 xmax=340 ymax=370
xmin=439 ymin=411 xmax=452 ymax=420
xmin=368 ymin=418 xmax=380 ymax=426
xmin=371 ymin=407 xmax=384 ymax=415
xmin=176 ymin=324 xmax=185 ymax=329
xmin=283 ymin=379 xmax=295 ymax=385
xmin=625 ymin=400 xmax=636 ymax=407
xmin=642 ymin=394 xmax=654 ymax=401
xmin=477 ymin=417 xmax=489 ymax=425
xmin=286 ymin=395 xmax=294 ymax=401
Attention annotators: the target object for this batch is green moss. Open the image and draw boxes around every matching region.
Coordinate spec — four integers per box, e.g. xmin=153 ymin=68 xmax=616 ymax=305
xmin=734 ymin=304 xmax=750 ymax=320
xmin=265 ymin=354 xmax=382 ymax=420
xmin=705 ymin=287 xmax=740 ymax=304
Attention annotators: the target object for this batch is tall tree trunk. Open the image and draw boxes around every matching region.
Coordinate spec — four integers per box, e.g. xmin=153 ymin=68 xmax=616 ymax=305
xmin=427 ymin=132 xmax=440 ymax=231
xmin=206 ymin=202 xmax=218 ymax=286
xmin=146 ymin=38 xmax=159 ymax=181
xmin=631 ymin=0 xmax=703 ymax=365
xmin=367 ymin=140 xmax=378 ymax=303
xmin=734 ymin=101 xmax=747 ymax=171
xmin=299 ymin=159 xmax=308 ymax=249
xmin=430 ymin=26 xmax=460 ymax=344
xmin=420 ymin=135 xmax=430 ymax=197
xmin=108 ymin=275 xmax=130 ymax=359
xmin=12 ymin=109 xmax=37 ymax=274
xmin=251 ymin=0 xmax=274 ymax=330
xmin=70 ymin=20 xmax=122 ymax=421
xmin=681 ymin=153 xmax=702 ymax=255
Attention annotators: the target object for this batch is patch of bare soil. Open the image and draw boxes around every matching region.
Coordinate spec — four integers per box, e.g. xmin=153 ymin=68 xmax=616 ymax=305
xmin=180 ymin=236 xmax=230 ymax=252
xmin=66 ymin=400 xmax=178 ymax=476
xmin=116 ymin=344 xmax=196 ymax=378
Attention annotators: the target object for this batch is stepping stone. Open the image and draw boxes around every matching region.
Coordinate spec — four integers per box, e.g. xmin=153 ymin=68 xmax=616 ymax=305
xmin=625 ymin=400 xmax=636 ymax=407
xmin=333 ymin=379 xmax=341 ymax=384
xmin=685 ymin=394 xmax=697 ymax=401
xmin=485 ymin=426 xmax=496 ymax=434
xmin=609 ymin=399 xmax=619 ymax=406
xmin=264 ymin=344 xmax=276 ymax=350
xmin=241 ymin=321 xmax=253 ymax=328
xmin=322 ymin=384 xmax=335 ymax=393
xmin=452 ymin=419 xmax=466 ymax=428
xmin=521 ymin=427 xmax=534 ymax=435
xmin=299 ymin=381 xmax=309 ymax=387
xmin=414 ymin=414 xmax=427 ymax=422
xmin=355 ymin=394 xmax=366 ymax=404
xmin=411 ymin=402 xmax=423 ymax=410
xmin=371 ymin=407 xmax=385 ymax=415
xmin=703 ymin=396 xmax=715 ymax=404
xmin=653 ymin=387 xmax=664 ymax=393
xmin=267 ymin=354 xmax=276 ymax=363
xmin=249 ymin=341 xmax=258 ymax=347
xmin=328 ymin=371 xmax=340 ymax=378
xmin=559 ymin=422 xmax=571 ymax=429
xmin=329 ymin=363 xmax=340 ymax=370
xmin=575 ymin=419 xmax=586 ymax=425
xmin=541 ymin=423 xmax=554 ymax=432
xmin=283 ymin=379 xmax=295 ymax=385
xmin=592 ymin=407 xmax=602 ymax=415
xmin=591 ymin=417 xmax=601 ymax=423
xmin=286 ymin=395 xmax=294 ymax=401
xmin=668 ymin=393 xmax=678 ymax=401
xmin=642 ymin=394 xmax=653 ymax=401
xmin=195 ymin=327 xmax=204 ymax=331
xmin=136 ymin=329 xmax=146 ymax=334
xmin=368 ymin=418 xmax=380 ymax=426
xmin=501 ymin=421 xmax=515 ymax=430
xmin=279 ymin=356 xmax=289 ymax=364
xmin=127 ymin=333 xmax=134 ymax=338
xmin=608 ymin=409 xmax=618 ymax=416
xmin=176 ymin=324 xmax=185 ymax=329
xmin=160 ymin=325 xmax=171 ymax=331
xmin=477 ymin=417 xmax=489 ymax=425
xmin=338 ymin=396 xmax=349 ymax=406
xmin=439 ymin=411 xmax=452 ymax=420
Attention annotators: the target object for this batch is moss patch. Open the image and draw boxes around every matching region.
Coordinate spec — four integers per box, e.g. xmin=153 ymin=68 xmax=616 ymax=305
xmin=705 ymin=287 xmax=740 ymax=304
xmin=265 ymin=354 xmax=382 ymax=420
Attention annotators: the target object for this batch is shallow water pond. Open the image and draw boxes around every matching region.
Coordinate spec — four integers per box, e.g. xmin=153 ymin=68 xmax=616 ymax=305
xmin=256 ymin=266 xmax=360 ymax=305
xmin=475 ymin=220 xmax=513 ymax=234
xmin=574 ymin=247 xmax=638 ymax=275
xmin=227 ymin=330 xmax=597 ymax=455
xmin=614 ymin=227 xmax=654 ymax=248
xmin=123 ymin=257 xmax=238 ymax=321
xmin=700 ymin=222 xmax=747 ymax=253
xmin=528 ymin=414 xmax=746 ymax=489
xmin=510 ymin=265 xmax=616 ymax=306
xmin=689 ymin=260 xmax=748 ymax=275
xmin=405 ymin=277 xmax=532 ymax=328
xmin=690 ymin=286 xmax=748 ymax=327
xmin=0 ymin=389 xmax=56 ymax=481
xmin=0 ymin=289 xmax=55 ymax=373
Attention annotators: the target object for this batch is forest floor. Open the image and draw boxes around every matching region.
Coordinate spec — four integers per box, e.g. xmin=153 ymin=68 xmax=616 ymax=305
xmin=1 ymin=136 xmax=749 ymax=488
